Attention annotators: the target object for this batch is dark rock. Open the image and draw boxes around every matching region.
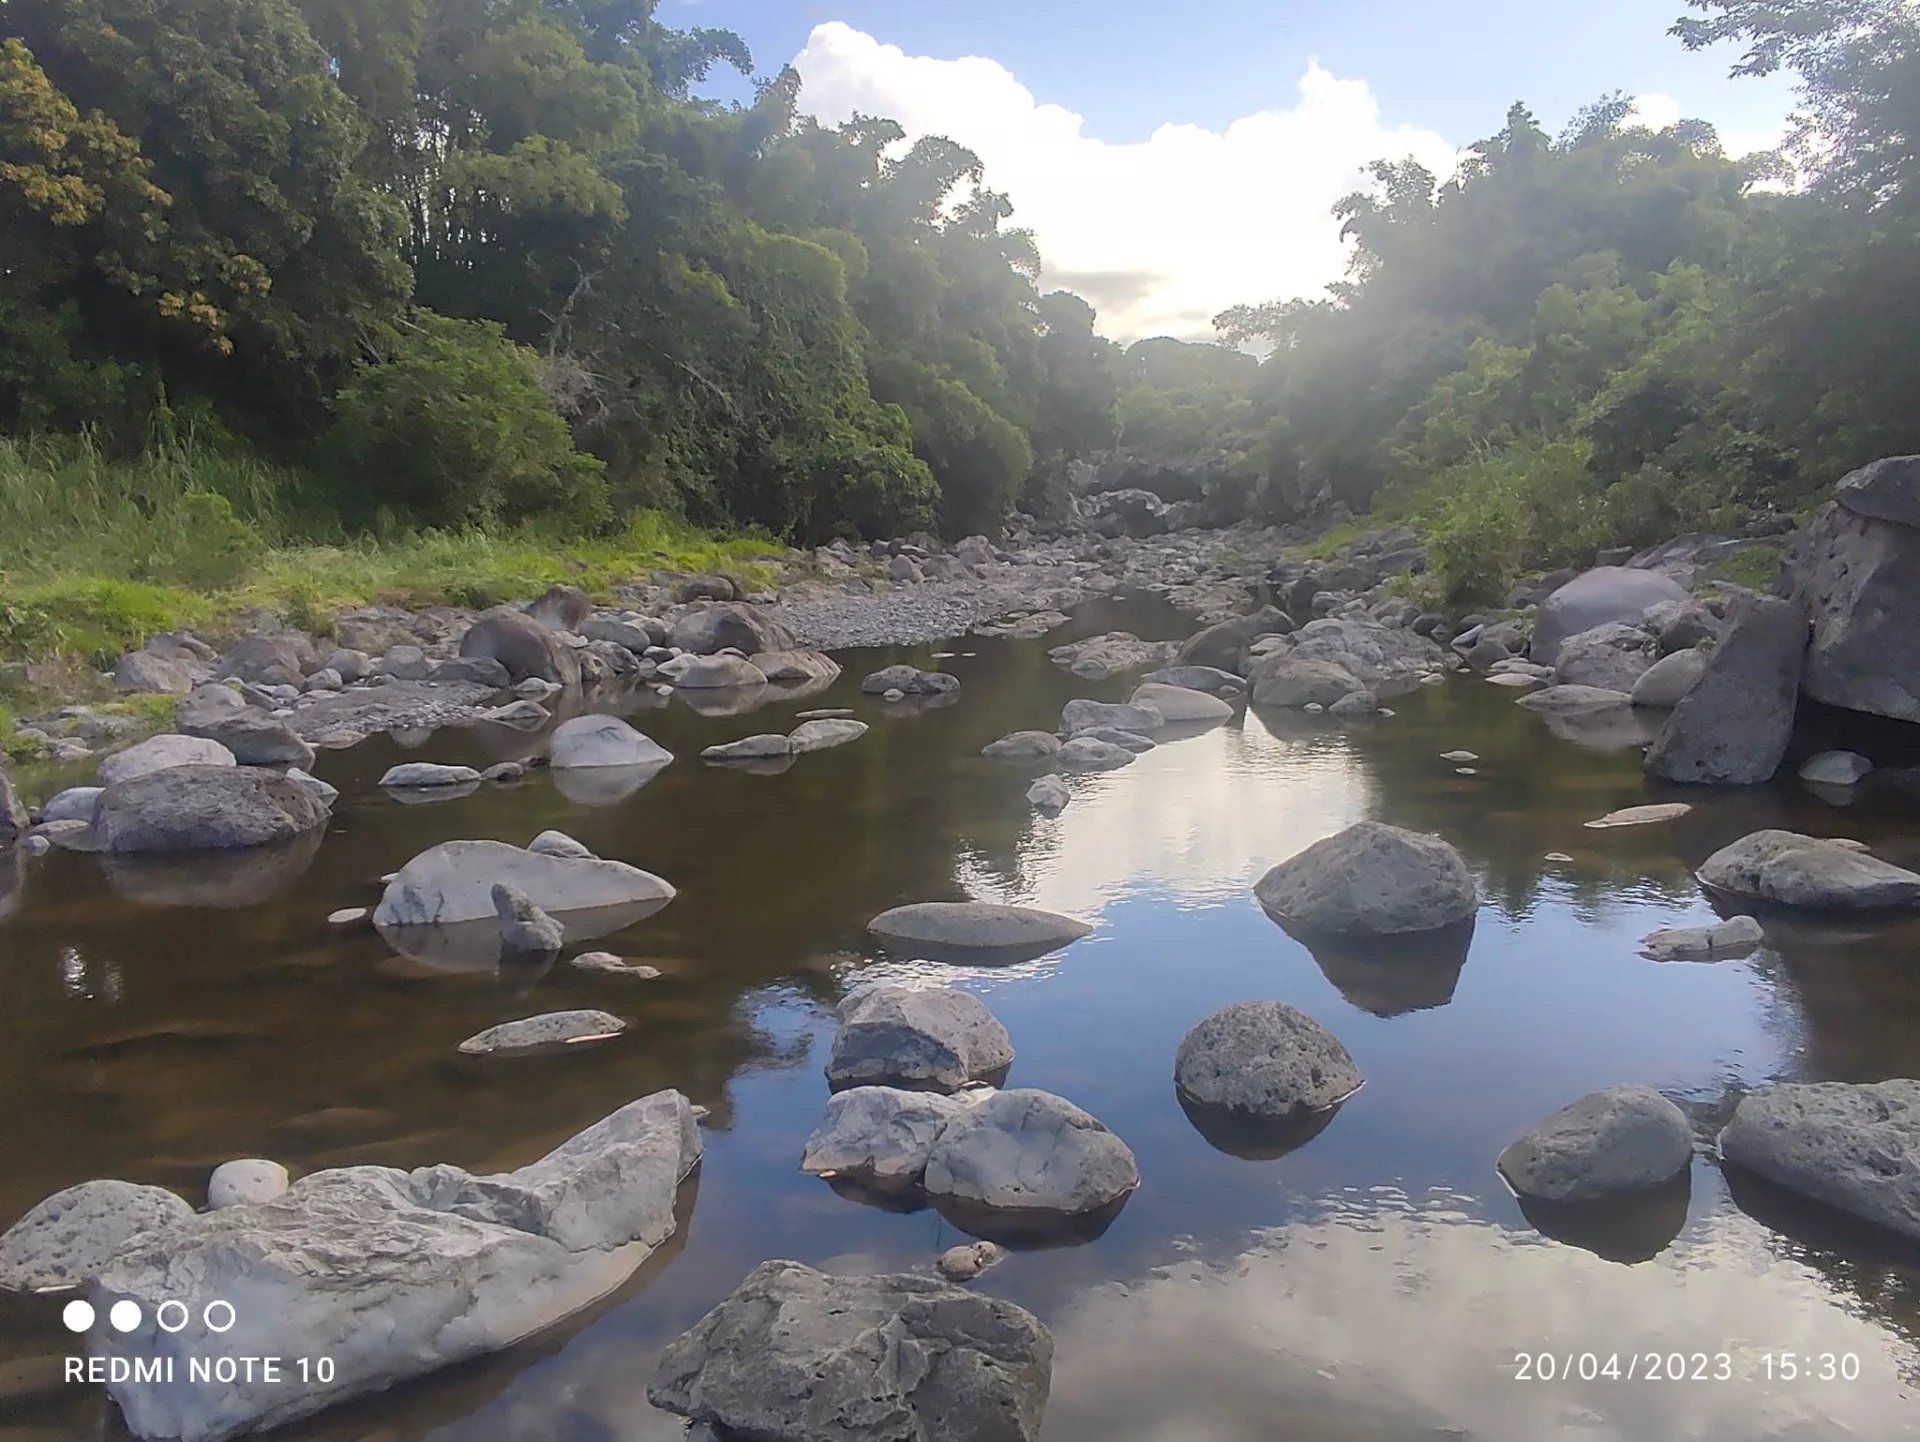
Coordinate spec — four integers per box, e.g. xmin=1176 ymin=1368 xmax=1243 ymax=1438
xmin=94 ymin=766 xmax=331 ymax=853
xmin=667 ymin=602 xmax=796 ymax=656
xmin=523 ymin=585 xmax=592 ymax=630
xmin=459 ymin=608 xmax=581 ymax=686
xmin=1645 ymin=595 xmax=1806 ymax=785
xmin=1255 ymin=821 xmax=1476 ymax=935
xmin=1531 ymin=567 xmax=1689 ymax=665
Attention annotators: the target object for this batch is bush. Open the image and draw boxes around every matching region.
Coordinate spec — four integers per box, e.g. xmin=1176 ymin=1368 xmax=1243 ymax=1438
xmin=325 ymin=314 xmax=609 ymax=532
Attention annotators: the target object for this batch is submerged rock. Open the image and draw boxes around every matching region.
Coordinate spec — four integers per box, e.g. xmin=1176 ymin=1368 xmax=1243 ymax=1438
xmin=923 ymin=1088 xmax=1139 ymax=1224
xmin=801 ymin=1086 xmax=975 ymax=1188
xmin=1128 ymin=681 xmax=1234 ymax=723
xmin=702 ymin=734 xmax=793 ymax=761
xmin=567 ymin=952 xmax=661 ymax=979
xmin=374 ymin=839 xmax=675 ymax=926
xmin=826 ymin=985 xmax=1014 ymax=1092
xmin=1255 ymin=821 xmax=1477 ymax=935
xmin=547 ymin=714 xmax=673 ymax=770
xmin=983 ymin=730 xmax=1062 ymax=762
xmin=1174 ymin=1001 xmax=1361 ymax=1120
xmin=1696 ymin=830 xmax=1920 ymax=910
xmin=1645 ymin=595 xmax=1807 ymax=786
xmin=1060 ymin=697 xmax=1163 ymax=737
xmin=1026 ymin=776 xmax=1070 ymax=813
xmin=379 ymin=762 xmax=482 ymax=789
xmin=1498 ymin=1085 xmax=1692 ymax=1202
xmin=0 ymin=1179 xmax=194 ymax=1291
xmin=1583 ymin=802 xmax=1692 ymax=829
xmin=1720 ymin=1080 xmax=1920 ymax=1241
xmin=1639 ymin=914 xmax=1765 ymax=960
xmin=869 ymin=901 xmax=1092 ymax=956
xmin=94 ymin=766 xmax=331 ymax=853
xmin=457 ymin=1009 xmax=627 ymax=1055
xmin=648 ymin=1259 xmax=1052 ymax=1442
xmin=861 ymin=664 xmax=960 ymax=696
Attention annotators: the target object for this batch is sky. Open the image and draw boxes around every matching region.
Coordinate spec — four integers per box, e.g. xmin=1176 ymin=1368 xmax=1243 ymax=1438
xmin=666 ymin=2 xmax=1800 ymax=342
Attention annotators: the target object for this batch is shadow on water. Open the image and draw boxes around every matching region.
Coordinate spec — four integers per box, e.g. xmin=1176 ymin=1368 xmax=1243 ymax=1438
xmin=5 ymin=592 xmax=1920 ymax=1439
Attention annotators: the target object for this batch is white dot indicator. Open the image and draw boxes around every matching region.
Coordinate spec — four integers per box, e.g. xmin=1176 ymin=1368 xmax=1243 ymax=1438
xmin=108 ymin=1300 xmax=143 ymax=1332
xmin=61 ymin=1299 xmax=96 ymax=1333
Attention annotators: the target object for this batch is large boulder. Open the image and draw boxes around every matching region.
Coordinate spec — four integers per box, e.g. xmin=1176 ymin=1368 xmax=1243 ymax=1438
xmin=1719 ymin=1080 xmax=1920 ymax=1241
xmin=982 ymin=730 xmax=1062 ymax=762
xmin=96 ymin=734 xmax=235 ymax=787
xmin=1285 ymin=617 xmax=1444 ymax=685
xmin=751 ymin=649 xmax=840 ymax=684
xmin=214 ymin=634 xmax=311 ymax=688
xmin=1128 ymin=682 xmax=1233 ymax=724
xmin=869 ymin=901 xmax=1092 ymax=955
xmin=94 ymin=766 xmax=330 ymax=853
xmin=827 ymin=985 xmax=1014 ymax=1092
xmin=801 ymin=1087 xmax=977 ymax=1188
xmin=1247 ymin=656 xmax=1366 ymax=708
xmin=179 ymin=709 xmax=316 ymax=769
xmin=1551 ymin=621 xmax=1657 ymax=691
xmin=1779 ymin=457 xmax=1920 ymax=721
xmin=924 ymin=1089 xmax=1138 ymax=1225
xmin=1174 ymin=1001 xmax=1360 ymax=1120
xmin=861 ymin=665 xmax=959 ymax=696
xmin=648 ymin=1259 xmax=1053 ymax=1442
xmin=1645 ymin=595 xmax=1807 ymax=785
xmin=115 ymin=639 xmax=207 ymax=695
xmin=89 ymin=1093 xmax=701 ymax=1442
xmin=1531 ymin=567 xmax=1689 ymax=665
xmin=667 ymin=602 xmax=796 ymax=657
xmin=675 ymin=654 xmax=768 ymax=689
xmin=1696 ymin=830 xmax=1920 ymax=910
xmin=374 ymin=839 xmax=675 ymax=926
xmin=459 ymin=608 xmax=580 ymax=686
xmin=1085 ymin=486 xmax=1169 ymax=537
xmin=0 ymin=1179 xmax=194 ymax=1291
xmin=1497 ymin=1085 xmax=1692 ymax=1202
xmin=1176 ymin=609 xmax=1292 ymax=672
xmin=1255 ymin=821 xmax=1477 ymax=935
xmin=547 ymin=714 xmax=672 ymax=770
xmin=523 ymin=584 xmax=592 ymax=631
xmin=1060 ymin=697 xmax=1162 ymax=736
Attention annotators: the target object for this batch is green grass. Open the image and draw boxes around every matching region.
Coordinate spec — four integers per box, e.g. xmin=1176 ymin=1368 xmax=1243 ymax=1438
xmin=1705 ymin=540 xmax=1783 ymax=591
xmin=0 ymin=433 xmax=779 ymax=691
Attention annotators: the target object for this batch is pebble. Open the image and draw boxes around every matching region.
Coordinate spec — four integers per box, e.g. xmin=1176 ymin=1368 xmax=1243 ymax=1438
xmin=936 ymin=1241 xmax=1009 ymax=1281
xmin=327 ymin=907 xmax=369 ymax=926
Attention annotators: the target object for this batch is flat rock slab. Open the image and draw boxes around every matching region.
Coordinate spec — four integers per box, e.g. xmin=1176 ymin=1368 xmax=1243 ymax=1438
xmin=567 ymin=952 xmax=662 ymax=979
xmin=375 ymin=839 xmax=675 ymax=926
xmin=1516 ymin=685 xmax=1634 ymax=713
xmin=1640 ymin=914 xmax=1765 ymax=961
xmin=827 ymin=986 xmax=1014 ymax=1092
xmin=458 ymin=1010 xmax=627 ymax=1055
xmin=1498 ymin=1085 xmax=1692 ymax=1202
xmin=379 ymin=763 xmax=481 ymax=789
xmin=923 ymin=1088 xmax=1138 ymax=1222
xmin=1697 ymin=830 xmax=1920 ymax=910
xmin=1056 ymin=737 xmax=1135 ymax=772
xmin=0 ymin=1180 xmax=194 ymax=1291
xmin=1720 ymin=1080 xmax=1920 ymax=1242
xmin=1174 ymin=1001 xmax=1361 ymax=1119
xmin=648 ymin=1259 xmax=1052 ymax=1442
xmin=862 ymin=665 xmax=960 ymax=696
xmin=1060 ymin=698 xmax=1162 ymax=736
xmin=1255 ymin=821 xmax=1477 ymax=936
xmin=801 ymin=1087 xmax=977 ymax=1188
xmin=868 ymin=902 xmax=1092 ymax=960
xmin=1584 ymin=802 xmax=1693 ymax=829
xmin=548 ymin=715 xmax=673 ymax=770
xmin=702 ymin=734 xmax=792 ymax=761
xmin=789 ymin=717 xmax=868 ymax=753
xmin=983 ymin=731 xmax=1062 ymax=762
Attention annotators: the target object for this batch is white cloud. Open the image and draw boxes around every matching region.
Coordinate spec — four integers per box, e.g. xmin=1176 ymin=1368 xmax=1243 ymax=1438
xmin=1629 ymin=90 xmax=1784 ymax=158
xmin=791 ymin=22 xmax=1460 ymax=342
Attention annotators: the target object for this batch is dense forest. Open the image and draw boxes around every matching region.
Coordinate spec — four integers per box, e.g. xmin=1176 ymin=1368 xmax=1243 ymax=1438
xmin=1 ymin=0 xmax=1916 ymax=605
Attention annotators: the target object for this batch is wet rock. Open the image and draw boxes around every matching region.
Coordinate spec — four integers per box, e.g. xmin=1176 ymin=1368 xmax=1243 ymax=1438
xmin=827 ymin=985 xmax=1014 ymax=1093
xmin=1551 ymin=622 xmax=1657 ymax=691
xmin=1583 ymin=802 xmax=1692 ymax=829
xmin=95 ymin=766 xmax=331 ymax=853
xmin=1629 ymin=646 xmax=1709 ymax=708
xmin=0 ymin=1179 xmax=194 ymax=1291
xmin=648 ymin=1259 xmax=1052 ymax=1442
xmin=1247 ymin=656 xmax=1366 ymax=708
xmin=567 ymin=952 xmax=660 ymax=979
xmin=374 ymin=839 xmax=675 ymax=926
xmin=524 ymin=584 xmax=592 ymax=631
xmin=1720 ymin=1079 xmax=1920 ymax=1241
xmin=1639 ymin=914 xmax=1765 ymax=960
xmin=1176 ymin=609 xmax=1291 ymax=671
xmin=862 ymin=664 xmax=960 ymax=696
xmin=1530 ymin=567 xmax=1689 ymax=665
xmin=924 ymin=1088 xmax=1139 ymax=1222
xmin=1079 ymin=725 xmax=1155 ymax=752
xmin=479 ymin=698 xmax=550 ymax=726
xmin=1174 ymin=1001 xmax=1361 ymax=1120
xmin=1498 ymin=1085 xmax=1692 ymax=1202
xmin=459 ymin=608 xmax=581 ymax=687
xmin=801 ymin=1087 xmax=975 ymax=1187
xmin=751 ymin=649 xmax=841 ymax=683
xmin=788 ymin=717 xmax=868 ymax=753
xmin=1026 ymin=776 xmax=1070 ymax=813
xmin=1328 ymin=690 xmax=1378 ymax=719
xmin=480 ymin=761 xmax=526 ymax=783
xmin=1128 ymin=681 xmax=1233 ymax=723
xmin=1061 ymin=697 xmax=1163 ymax=736
xmin=39 ymin=785 xmax=104 ymax=824
xmin=95 ymin=1092 xmax=700 ymax=1440
xmin=983 ymin=730 xmax=1062 ymax=762
xmin=667 ymin=602 xmax=796 ymax=657
xmin=379 ymin=762 xmax=482 ymax=789
xmin=675 ymin=654 xmax=768 ymax=689
xmin=1645 ymin=594 xmax=1807 ymax=786
xmin=207 ymin=1160 xmax=289 ymax=1210
xmin=1515 ymin=684 xmax=1635 ymax=713
xmin=96 ymin=734 xmax=236 ymax=787
xmin=937 ymin=1240 xmax=1009 ymax=1282
xmin=215 ymin=634 xmax=312 ymax=689
xmin=1800 ymin=750 xmax=1873 ymax=787
xmin=1142 ymin=664 xmax=1246 ymax=695
xmin=702 ymin=734 xmax=793 ymax=761
xmin=1047 ymin=631 xmax=1175 ymax=681
xmin=493 ymin=883 xmax=565 ymax=955
xmin=1256 ymin=821 xmax=1477 ymax=935
xmin=458 ymin=1009 xmax=627 ymax=1055
xmin=1056 ymin=736 xmax=1136 ymax=772
xmin=869 ymin=900 xmax=1092 ymax=956
xmin=548 ymin=714 xmax=672 ymax=770
xmin=1696 ymin=830 xmax=1920 ymax=910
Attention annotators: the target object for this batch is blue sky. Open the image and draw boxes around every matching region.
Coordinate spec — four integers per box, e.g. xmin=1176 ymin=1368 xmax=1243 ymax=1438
xmin=665 ymin=2 xmax=1800 ymax=340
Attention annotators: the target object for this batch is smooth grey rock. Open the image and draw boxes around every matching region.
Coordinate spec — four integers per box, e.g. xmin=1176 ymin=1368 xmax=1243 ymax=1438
xmin=379 ymin=762 xmax=482 ymax=789
xmin=0 ymin=1179 xmax=193 ymax=1291
xmin=924 ymin=1089 xmax=1139 ymax=1219
xmin=1583 ymin=803 xmax=1692 ymax=829
xmin=648 ymin=1259 xmax=1052 ymax=1442
xmin=702 ymin=734 xmax=793 ymax=761
xmin=1799 ymin=750 xmax=1874 ymax=787
xmin=94 ymin=766 xmax=330 ymax=853
xmin=548 ymin=714 xmax=672 ymax=770
xmin=788 ymin=717 xmax=868 ymax=753
xmin=1696 ymin=830 xmax=1920 ymax=910
xmin=1498 ymin=1085 xmax=1692 ymax=1202
xmin=207 ymin=1160 xmax=289 ymax=1210
xmin=1128 ymin=681 xmax=1234 ymax=723
xmin=374 ymin=839 xmax=675 ymax=926
xmin=1076 ymin=725 xmax=1155 ymax=752
xmin=493 ymin=883 xmax=565 ymax=954
xmin=567 ymin=952 xmax=660 ymax=979
xmin=1551 ymin=621 xmax=1657 ymax=691
xmin=458 ymin=1009 xmax=626 ymax=1055
xmin=750 ymin=649 xmax=841 ymax=683
xmin=984 ymin=731 xmax=1063 ymax=762
xmin=1174 ymin=1001 xmax=1361 ymax=1118
xmin=1630 ymin=646 xmax=1709 ymax=707
xmin=1284 ymin=616 xmax=1445 ymax=684
xmin=827 ymin=986 xmax=1014 ymax=1092
xmin=666 ymin=602 xmax=796 ymax=657
xmin=432 ymin=655 xmax=513 ymax=687
xmin=459 ymin=608 xmax=580 ymax=686
xmin=96 ymin=734 xmax=235 ymax=787
xmin=580 ymin=615 xmax=658 ymax=652
xmin=326 ymin=907 xmax=368 ymax=927
xmin=1142 ymin=664 xmax=1246 ymax=695
xmin=1639 ymin=914 xmax=1765 ymax=960
xmin=1026 ymin=776 xmax=1070 ymax=813
xmin=1056 ymin=736 xmax=1135 ymax=772
xmin=38 ymin=786 xmax=103 ymax=824
xmin=1531 ymin=567 xmax=1689 ymax=664
xmin=528 ymin=830 xmax=594 ymax=860
xmin=1060 ymin=698 xmax=1163 ymax=736
xmin=1646 ymin=595 xmax=1807 ymax=785
xmin=801 ymin=1087 xmax=975 ymax=1187
xmin=480 ymin=761 xmax=526 ymax=783
xmin=862 ymin=664 xmax=960 ymax=696
xmin=1255 ymin=821 xmax=1477 ymax=935
xmin=937 ymin=1241 xmax=1009 ymax=1282
xmin=1514 ymin=684 xmax=1635 ymax=713
xmin=1720 ymin=1079 xmax=1920 ymax=1240
xmin=1247 ymin=655 xmax=1366 ymax=708
xmin=870 ymin=901 xmax=1092 ymax=954
xmin=95 ymin=1092 xmax=700 ymax=1441
xmin=676 ymin=654 xmax=768 ymax=689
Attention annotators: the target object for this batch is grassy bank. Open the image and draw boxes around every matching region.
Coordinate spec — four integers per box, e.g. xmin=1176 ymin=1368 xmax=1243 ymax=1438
xmin=0 ymin=434 xmax=781 ymax=707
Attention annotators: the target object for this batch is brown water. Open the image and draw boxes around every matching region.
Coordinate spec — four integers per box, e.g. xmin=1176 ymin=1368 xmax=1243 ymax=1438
xmin=6 ymin=593 xmax=1920 ymax=1441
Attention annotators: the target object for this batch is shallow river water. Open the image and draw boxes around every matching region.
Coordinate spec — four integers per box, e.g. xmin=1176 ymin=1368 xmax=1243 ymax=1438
xmin=6 ymin=594 xmax=1920 ymax=1441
